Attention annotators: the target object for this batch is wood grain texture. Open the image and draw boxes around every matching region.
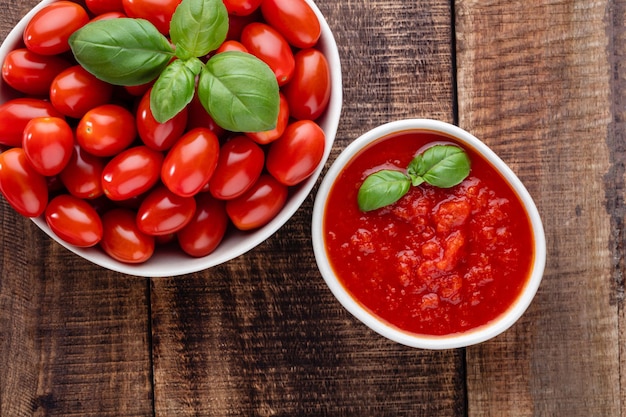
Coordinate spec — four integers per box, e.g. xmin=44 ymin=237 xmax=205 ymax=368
xmin=455 ymin=0 xmax=620 ymax=415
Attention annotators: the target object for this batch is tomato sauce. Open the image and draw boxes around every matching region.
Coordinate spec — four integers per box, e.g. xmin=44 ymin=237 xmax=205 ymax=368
xmin=323 ymin=131 xmax=534 ymax=336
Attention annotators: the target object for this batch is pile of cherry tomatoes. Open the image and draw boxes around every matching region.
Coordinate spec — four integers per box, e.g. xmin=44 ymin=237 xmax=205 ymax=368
xmin=0 ymin=0 xmax=331 ymax=263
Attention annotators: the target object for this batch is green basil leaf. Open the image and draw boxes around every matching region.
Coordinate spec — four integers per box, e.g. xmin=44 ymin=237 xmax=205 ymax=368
xmin=357 ymin=170 xmax=411 ymax=212
xmin=408 ymin=145 xmax=471 ymax=188
xmin=170 ymin=0 xmax=228 ymax=60
xmin=198 ymin=51 xmax=280 ymax=132
xmin=69 ymin=18 xmax=174 ymax=86
xmin=150 ymin=59 xmax=199 ymax=123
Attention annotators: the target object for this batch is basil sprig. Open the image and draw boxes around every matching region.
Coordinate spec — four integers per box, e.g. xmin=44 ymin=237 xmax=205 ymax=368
xmin=68 ymin=0 xmax=279 ymax=132
xmin=357 ymin=145 xmax=471 ymax=212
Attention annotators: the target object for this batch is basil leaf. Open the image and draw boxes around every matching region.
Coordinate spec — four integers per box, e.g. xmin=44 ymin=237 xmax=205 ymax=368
xmin=170 ymin=0 xmax=228 ymax=60
xmin=357 ymin=170 xmax=411 ymax=212
xmin=198 ymin=51 xmax=280 ymax=132
xmin=150 ymin=59 xmax=200 ymax=123
xmin=408 ymin=145 xmax=471 ymax=188
xmin=69 ymin=18 xmax=174 ymax=86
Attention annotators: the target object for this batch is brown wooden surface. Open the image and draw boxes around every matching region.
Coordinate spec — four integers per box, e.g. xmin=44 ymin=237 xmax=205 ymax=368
xmin=0 ymin=0 xmax=622 ymax=415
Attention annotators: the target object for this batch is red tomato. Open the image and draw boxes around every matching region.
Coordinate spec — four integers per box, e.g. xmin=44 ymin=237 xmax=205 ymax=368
xmin=215 ymin=40 xmax=249 ymax=54
xmin=60 ymin=145 xmax=105 ymax=199
xmin=50 ymin=65 xmax=114 ymax=119
xmin=223 ymin=0 xmax=262 ymax=16
xmin=283 ymin=48 xmax=331 ymax=120
xmin=0 ymin=148 xmax=48 ymax=217
xmin=225 ymin=174 xmax=287 ymax=230
xmin=122 ymin=0 xmax=181 ymax=35
xmin=161 ymin=128 xmax=220 ymax=197
xmin=0 ymin=98 xmax=64 ymax=147
xmin=240 ymin=22 xmax=294 ymax=86
xmin=45 ymin=194 xmax=103 ymax=247
xmin=77 ymin=104 xmax=137 ymax=157
xmin=226 ymin=12 xmax=259 ymax=41
xmin=23 ymin=1 xmax=89 ymax=56
xmin=90 ymin=11 xmax=127 ymax=21
xmin=136 ymin=185 xmax=196 ymax=235
xmin=185 ymin=94 xmax=225 ymax=138
xmin=266 ymin=120 xmax=325 ymax=186
xmin=23 ymin=117 xmax=74 ymax=176
xmin=260 ymin=0 xmax=321 ymax=49
xmin=209 ymin=135 xmax=264 ymax=200
xmin=85 ymin=0 xmax=125 ymax=15
xmin=245 ymin=92 xmax=288 ymax=144
xmin=137 ymin=88 xmax=188 ymax=151
xmin=2 ymin=48 xmax=71 ymax=96
xmin=102 ymin=146 xmax=164 ymax=201
xmin=100 ymin=208 xmax=155 ymax=263
xmin=177 ymin=193 xmax=228 ymax=257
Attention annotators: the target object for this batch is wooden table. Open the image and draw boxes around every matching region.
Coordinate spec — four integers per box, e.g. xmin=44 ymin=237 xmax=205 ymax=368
xmin=0 ymin=0 xmax=620 ymax=415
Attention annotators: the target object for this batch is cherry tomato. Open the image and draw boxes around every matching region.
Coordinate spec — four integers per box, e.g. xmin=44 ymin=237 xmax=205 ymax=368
xmin=102 ymin=146 xmax=164 ymax=201
xmin=2 ymin=48 xmax=71 ymax=96
xmin=0 ymin=148 xmax=48 ymax=217
xmin=60 ymin=145 xmax=106 ymax=199
xmin=266 ymin=120 xmax=325 ymax=186
xmin=209 ymin=135 xmax=264 ymax=200
xmin=283 ymin=48 xmax=331 ymax=121
xmin=225 ymin=174 xmax=287 ymax=230
xmin=0 ymin=98 xmax=64 ymax=147
xmin=223 ymin=0 xmax=262 ymax=16
xmin=240 ymin=22 xmax=294 ymax=86
xmin=50 ymin=65 xmax=114 ymax=119
xmin=23 ymin=117 xmax=74 ymax=176
xmin=245 ymin=92 xmax=288 ymax=144
xmin=100 ymin=208 xmax=155 ymax=264
xmin=161 ymin=128 xmax=220 ymax=197
xmin=185 ymin=94 xmax=225 ymax=138
xmin=122 ymin=0 xmax=181 ymax=35
xmin=90 ymin=11 xmax=127 ymax=21
xmin=77 ymin=104 xmax=137 ymax=157
xmin=260 ymin=0 xmax=321 ymax=49
xmin=136 ymin=185 xmax=196 ymax=236
xmin=226 ymin=12 xmax=259 ymax=41
xmin=23 ymin=1 xmax=89 ymax=56
xmin=215 ymin=40 xmax=249 ymax=54
xmin=45 ymin=194 xmax=103 ymax=247
xmin=177 ymin=193 xmax=228 ymax=257
xmin=137 ymin=88 xmax=188 ymax=151
xmin=85 ymin=0 xmax=125 ymax=15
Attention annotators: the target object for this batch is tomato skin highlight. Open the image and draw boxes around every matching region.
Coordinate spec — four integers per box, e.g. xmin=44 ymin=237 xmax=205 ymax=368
xmin=266 ymin=120 xmax=325 ymax=186
xmin=260 ymin=0 xmax=321 ymax=49
xmin=50 ymin=65 xmax=114 ymax=119
xmin=240 ymin=22 xmax=295 ymax=86
xmin=23 ymin=117 xmax=74 ymax=176
xmin=23 ymin=1 xmax=90 ymax=56
xmin=77 ymin=104 xmax=137 ymax=157
xmin=177 ymin=193 xmax=228 ymax=257
xmin=225 ymin=174 xmax=288 ymax=230
xmin=102 ymin=146 xmax=164 ymax=201
xmin=2 ymin=48 xmax=71 ymax=96
xmin=161 ymin=128 xmax=220 ymax=198
xmin=60 ymin=145 xmax=105 ymax=199
xmin=0 ymin=148 xmax=48 ymax=217
xmin=283 ymin=48 xmax=331 ymax=121
xmin=0 ymin=98 xmax=64 ymax=147
xmin=137 ymin=88 xmax=188 ymax=151
xmin=136 ymin=185 xmax=196 ymax=236
xmin=45 ymin=194 xmax=103 ymax=247
xmin=100 ymin=208 xmax=155 ymax=264
xmin=209 ymin=135 xmax=264 ymax=200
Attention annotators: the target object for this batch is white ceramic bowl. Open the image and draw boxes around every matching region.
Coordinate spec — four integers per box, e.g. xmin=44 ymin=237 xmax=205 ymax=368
xmin=312 ymin=119 xmax=546 ymax=349
xmin=0 ymin=0 xmax=342 ymax=277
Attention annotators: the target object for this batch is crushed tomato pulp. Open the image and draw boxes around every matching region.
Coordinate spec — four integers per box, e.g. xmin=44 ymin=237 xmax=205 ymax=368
xmin=323 ymin=131 xmax=534 ymax=336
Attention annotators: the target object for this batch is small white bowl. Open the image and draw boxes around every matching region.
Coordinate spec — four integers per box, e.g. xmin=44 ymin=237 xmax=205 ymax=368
xmin=312 ymin=119 xmax=546 ymax=349
xmin=0 ymin=0 xmax=342 ymax=277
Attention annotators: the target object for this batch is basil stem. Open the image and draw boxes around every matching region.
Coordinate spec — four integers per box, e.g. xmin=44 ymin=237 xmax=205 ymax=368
xmin=357 ymin=144 xmax=471 ymax=212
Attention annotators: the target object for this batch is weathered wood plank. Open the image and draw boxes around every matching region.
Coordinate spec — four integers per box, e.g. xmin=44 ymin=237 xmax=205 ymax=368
xmin=455 ymin=0 xmax=620 ymax=415
xmin=150 ymin=0 xmax=466 ymax=415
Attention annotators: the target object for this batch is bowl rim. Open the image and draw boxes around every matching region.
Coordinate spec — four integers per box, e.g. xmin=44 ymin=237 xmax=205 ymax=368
xmin=0 ymin=0 xmax=343 ymax=277
xmin=311 ymin=118 xmax=546 ymax=349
